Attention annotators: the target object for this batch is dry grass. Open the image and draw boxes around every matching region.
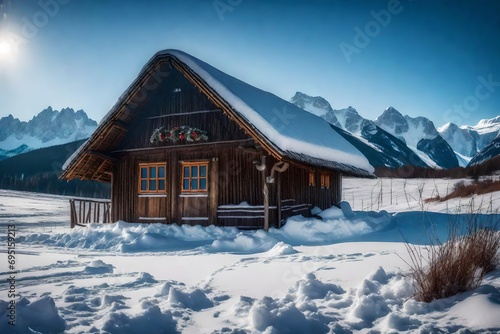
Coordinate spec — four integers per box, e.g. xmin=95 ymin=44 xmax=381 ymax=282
xmin=425 ymin=179 xmax=500 ymax=203
xmin=403 ymin=203 xmax=500 ymax=303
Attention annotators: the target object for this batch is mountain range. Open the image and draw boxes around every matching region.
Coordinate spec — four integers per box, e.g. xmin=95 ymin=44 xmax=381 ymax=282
xmin=0 ymin=107 xmax=97 ymax=160
xmin=439 ymin=117 xmax=500 ymax=160
xmin=290 ymin=92 xmax=500 ymax=169
xmin=0 ymin=139 xmax=110 ymax=198
xmin=0 ymin=102 xmax=498 ymax=171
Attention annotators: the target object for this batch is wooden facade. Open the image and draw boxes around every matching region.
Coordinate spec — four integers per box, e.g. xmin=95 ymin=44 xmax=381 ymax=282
xmin=62 ymin=50 xmax=373 ymax=229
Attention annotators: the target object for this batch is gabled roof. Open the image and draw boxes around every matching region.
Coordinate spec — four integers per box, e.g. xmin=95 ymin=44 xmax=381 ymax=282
xmin=62 ymin=50 xmax=374 ymax=181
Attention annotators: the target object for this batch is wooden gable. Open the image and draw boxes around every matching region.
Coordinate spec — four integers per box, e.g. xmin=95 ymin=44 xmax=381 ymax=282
xmin=116 ymin=63 xmax=251 ymax=151
xmin=62 ymin=58 xmax=255 ymax=183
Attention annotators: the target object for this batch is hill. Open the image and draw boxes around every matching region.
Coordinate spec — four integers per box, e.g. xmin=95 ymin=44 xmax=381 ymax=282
xmin=0 ymin=139 xmax=109 ymax=198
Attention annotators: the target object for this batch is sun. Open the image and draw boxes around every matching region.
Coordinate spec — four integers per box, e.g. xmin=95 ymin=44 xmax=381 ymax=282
xmin=0 ymin=40 xmax=13 ymax=59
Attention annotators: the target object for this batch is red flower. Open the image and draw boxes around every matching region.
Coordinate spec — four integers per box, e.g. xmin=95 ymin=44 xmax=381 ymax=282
xmin=179 ymin=133 xmax=185 ymax=140
xmin=191 ymin=131 xmax=197 ymax=138
xmin=167 ymin=132 xmax=171 ymax=138
xmin=160 ymin=133 xmax=165 ymax=140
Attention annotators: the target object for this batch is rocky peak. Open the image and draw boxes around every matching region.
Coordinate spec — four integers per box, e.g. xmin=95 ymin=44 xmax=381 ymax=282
xmin=477 ymin=116 xmax=500 ymax=126
xmin=289 ymin=92 xmax=334 ymax=116
xmin=375 ymin=107 xmax=408 ymax=136
xmin=0 ymin=107 xmax=97 ymax=152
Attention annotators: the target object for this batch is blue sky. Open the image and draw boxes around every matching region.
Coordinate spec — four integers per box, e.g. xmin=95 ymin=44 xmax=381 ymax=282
xmin=0 ymin=0 xmax=499 ymax=128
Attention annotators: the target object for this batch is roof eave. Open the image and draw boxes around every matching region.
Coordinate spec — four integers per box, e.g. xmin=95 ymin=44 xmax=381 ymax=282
xmin=62 ymin=50 xmax=374 ymax=180
xmin=61 ymin=53 xmax=168 ymax=181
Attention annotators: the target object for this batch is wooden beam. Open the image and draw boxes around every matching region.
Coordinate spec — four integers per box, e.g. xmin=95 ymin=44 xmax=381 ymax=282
xmin=144 ymin=109 xmax=222 ymax=119
xmin=238 ymin=142 xmax=265 ymax=154
xmin=87 ymin=150 xmax=118 ymax=163
xmin=112 ymin=120 xmax=129 ymax=132
xmin=111 ymin=139 xmax=252 ymax=154
xmin=282 ymin=157 xmax=340 ymax=176
xmin=91 ymin=159 xmax=111 ymax=181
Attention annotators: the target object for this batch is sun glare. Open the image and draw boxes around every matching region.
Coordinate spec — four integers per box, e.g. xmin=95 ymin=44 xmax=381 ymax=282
xmin=0 ymin=40 xmax=13 ymax=59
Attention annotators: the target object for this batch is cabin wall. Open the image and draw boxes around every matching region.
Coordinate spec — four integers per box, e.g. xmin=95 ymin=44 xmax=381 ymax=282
xmin=111 ymin=144 xmax=264 ymax=224
xmin=280 ymin=163 xmax=342 ymax=211
xmin=111 ymin=147 xmax=342 ymax=227
xmin=108 ymin=60 xmax=342 ymax=228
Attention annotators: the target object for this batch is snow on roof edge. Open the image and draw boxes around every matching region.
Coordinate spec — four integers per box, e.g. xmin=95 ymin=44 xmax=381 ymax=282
xmin=164 ymin=50 xmax=374 ymax=174
xmin=63 ymin=49 xmax=375 ymax=176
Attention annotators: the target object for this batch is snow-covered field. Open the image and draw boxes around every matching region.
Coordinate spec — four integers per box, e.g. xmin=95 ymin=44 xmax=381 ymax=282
xmin=0 ymin=178 xmax=499 ymax=333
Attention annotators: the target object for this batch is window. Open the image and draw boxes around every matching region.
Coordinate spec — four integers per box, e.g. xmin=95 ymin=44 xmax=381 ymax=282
xmin=138 ymin=162 xmax=167 ymax=193
xmin=308 ymin=170 xmax=315 ymax=186
xmin=320 ymin=173 xmax=331 ymax=189
xmin=181 ymin=162 xmax=208 ymax=192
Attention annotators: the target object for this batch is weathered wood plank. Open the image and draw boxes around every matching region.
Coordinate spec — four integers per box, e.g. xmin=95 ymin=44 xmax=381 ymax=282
xmin=209 ymin=157 xmax=219 ymax=225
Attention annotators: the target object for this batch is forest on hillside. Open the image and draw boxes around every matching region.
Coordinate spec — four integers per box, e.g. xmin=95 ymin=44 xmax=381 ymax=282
xmin=375 ymin=155 xmax=500 ymax=179
xmin=1 ymin=139 xmax=498 ymax=199
xmin=0 ymin=140 xmax=110 ymax=198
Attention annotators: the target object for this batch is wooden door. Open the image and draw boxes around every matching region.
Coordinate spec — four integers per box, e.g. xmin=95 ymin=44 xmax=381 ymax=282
xmin=137 ymin=162 xmax=168 ymax=222
xmin=179 ymin=161 xmax=210 ymax=226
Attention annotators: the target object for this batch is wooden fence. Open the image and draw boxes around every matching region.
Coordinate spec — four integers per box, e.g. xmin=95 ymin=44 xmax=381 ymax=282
xmin=69 ymin=198 xmax=112 ymax=228
xmin=217 ymin=199 xmax=310 ymax=229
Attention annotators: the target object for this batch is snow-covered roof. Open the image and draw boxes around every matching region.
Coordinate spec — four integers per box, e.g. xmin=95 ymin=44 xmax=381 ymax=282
xmin=62 ymin=49 xmax=374 ymax=179
xmin=165 ymin=50 xmax=373 ymax=175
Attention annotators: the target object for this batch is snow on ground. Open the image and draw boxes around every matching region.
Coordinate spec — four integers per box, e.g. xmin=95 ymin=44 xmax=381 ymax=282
xmin=0 ymin=178 xmax=499 ymax=333
xmin=342 ymin=177 xmax=500 ymax=214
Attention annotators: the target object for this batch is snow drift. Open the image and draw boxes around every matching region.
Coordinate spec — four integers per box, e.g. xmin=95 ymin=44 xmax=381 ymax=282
xmin=15 ymin=205 xmax=392 ymax=254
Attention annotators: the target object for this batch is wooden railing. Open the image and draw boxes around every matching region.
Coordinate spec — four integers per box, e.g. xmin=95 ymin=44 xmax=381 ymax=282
xmin=69 ymin=198 xmax=112 ymax=228
xmin=279 ymin=199 xmax=311 ymax=221
xmin=217 ymin=199 xmax=311 ymax=229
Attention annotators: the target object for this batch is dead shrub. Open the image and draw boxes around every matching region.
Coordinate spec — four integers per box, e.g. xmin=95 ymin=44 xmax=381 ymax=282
xmin=402 ymin=202 xmax=500 ymax=303
xmin=453 ymin=180 xmax=466 ymax=192
xmin=425 ymin=179 xmax=500 ymax=203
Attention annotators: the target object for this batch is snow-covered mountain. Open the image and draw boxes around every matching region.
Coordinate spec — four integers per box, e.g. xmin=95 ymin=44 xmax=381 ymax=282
xmin=374 ymin=107 xmax=458 ymax=169
xmin=0 ymin=107 xmax=97 ymax=160
xmin=468 ymin=133 xmax=500 ymax=166
xmin=439 ymin=116 xmax=500 ymax=162
xmin=290 ymin=93 xmax=456 ymax=169
xmin=289 ymin=92 xmax=339 ymax=122
xmin=375 ymin=107 xmax=438 ymax=146
xmin=329 ymin=123 xmax=429 ymax=169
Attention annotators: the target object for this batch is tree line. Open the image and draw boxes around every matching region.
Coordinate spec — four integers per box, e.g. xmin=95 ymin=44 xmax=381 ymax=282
xmin=0 ymin=140 xmax=110 ymax=198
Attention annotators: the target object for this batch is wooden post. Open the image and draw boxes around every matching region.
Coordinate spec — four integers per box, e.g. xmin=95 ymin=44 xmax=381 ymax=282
xmin=69 ymin=199 xmax=76 ymax=228
xmin=209 ymin=157 xmax=219 ymax=226
xmin=277 ymin=173 xmax=282 ymax=228
xmin=86 ymin=204 xmax=91 ymax=224
xmin=270 ymin=162 xmax=288 ymax=229
xmin=79 ymin=200 xmax=83 ymax=226
xmin=110 ymin=171 xmax=115 ymax=223
xmin=253 ymin=156 xmax=269 ymax=231
xmin=104 ymin=203 xmax=110 ymax=224
xmin=171 ymin=158 xmax=179 ymax=223
xmin=263 ymin=174 xmax=269 ymax=231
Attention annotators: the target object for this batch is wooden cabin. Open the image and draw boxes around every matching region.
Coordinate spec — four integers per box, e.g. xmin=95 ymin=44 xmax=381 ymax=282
xmin=61 ymin=49 xmax=374 ymax=229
